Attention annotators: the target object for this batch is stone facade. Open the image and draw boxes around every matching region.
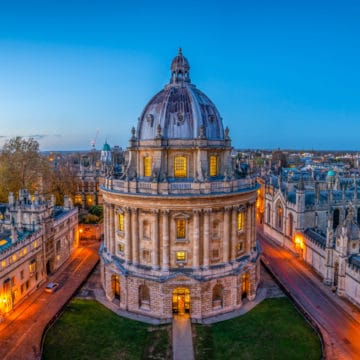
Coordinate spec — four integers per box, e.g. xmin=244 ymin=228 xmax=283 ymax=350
xmin=0 ymin=190 xmax=78 ymax=314
xmin=262 ymin=171 xmax=360 ymax=307
xmin=100 ymin=50 xmax=260 ymax=322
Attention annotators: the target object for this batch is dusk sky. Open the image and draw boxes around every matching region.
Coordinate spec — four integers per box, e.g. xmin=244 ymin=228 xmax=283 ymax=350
xmin=1 ymin=1 xmax=360 ymax=151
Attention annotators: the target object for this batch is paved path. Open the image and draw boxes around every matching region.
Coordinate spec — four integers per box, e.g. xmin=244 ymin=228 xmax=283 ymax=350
xmin=172 ymin=315 xmax=194 ymax=360
xmin=0 ymin=244 xmax=99 ymax=360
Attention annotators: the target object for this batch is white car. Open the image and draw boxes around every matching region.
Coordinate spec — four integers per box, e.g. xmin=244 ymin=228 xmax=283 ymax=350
xmin=45 ymin=282 xmax=60 ymax=293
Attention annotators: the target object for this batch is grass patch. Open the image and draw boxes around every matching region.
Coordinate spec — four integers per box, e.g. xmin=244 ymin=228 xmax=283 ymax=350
xmin=194 ymin=297 xmax=322 ymax=360
xmin=43 ymin=299 xmax=171 ymax=360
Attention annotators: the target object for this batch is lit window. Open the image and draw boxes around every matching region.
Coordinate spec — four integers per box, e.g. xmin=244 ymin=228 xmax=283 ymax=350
xmin=237 ymin=212 xmax=245 ymax=231
xmin=118 ymin=243 xmax=125 ymax=253
xmin=118 ymin=213 xmax=124 ymax=231
xmin=86 ymin=195 xmax=93 ymax=206
xmin=174 ymin=156 xmax=187 ymax=178
xmin=237 ymin=242 xmax=243 ymax=253
xmin=176 ymin=219 xmax=186 ymax=239
xmin=2 ymin=260 xmax=6 ymax=269
xmin=29 ymin=259 xmax=37 ymax=274
xmin=74 ymin=194 xmax=82 ymax=205
xmin=144 ymin=156 xmax=151 ymax=177
xmin=176 ymin=251 xmax=186 ymax=262
xmin=209 ymin=155 xmax=218 ymax=177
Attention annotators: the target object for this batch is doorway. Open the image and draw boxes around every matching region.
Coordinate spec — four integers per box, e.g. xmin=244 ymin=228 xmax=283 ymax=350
xmin=111 ymin=274 xmax=120 ymax=300
xmin=172 ymin=288 xmax=190 ymax=315
xmin=241 ymin=273 xmax=250 ymax=299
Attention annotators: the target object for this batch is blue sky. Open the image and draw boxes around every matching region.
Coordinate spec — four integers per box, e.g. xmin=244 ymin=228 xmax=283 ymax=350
xmin=0 ymin=0 xmax=360 ymax=151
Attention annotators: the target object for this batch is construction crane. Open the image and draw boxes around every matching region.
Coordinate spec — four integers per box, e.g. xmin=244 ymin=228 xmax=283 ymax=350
xmin=90 ymin=129 xmax=99 ymax=150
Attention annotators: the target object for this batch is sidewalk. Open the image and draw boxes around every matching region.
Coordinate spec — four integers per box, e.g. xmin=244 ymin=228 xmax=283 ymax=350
xmin=0 ymin=244 xmax=99 ymax=360
xmin=172 ymin=315 xmax=194 ymax=360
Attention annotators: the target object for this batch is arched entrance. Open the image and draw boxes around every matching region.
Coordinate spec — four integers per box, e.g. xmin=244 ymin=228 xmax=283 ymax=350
xmin=172 ymin=288 xmax=190 ymax=315
xmin=111 ymin=274 xmax=120 ymax=300
xmin=241 ymin=273 xmax=250 ymax=299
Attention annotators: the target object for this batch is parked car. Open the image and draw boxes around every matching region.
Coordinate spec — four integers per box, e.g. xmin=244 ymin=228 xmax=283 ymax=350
xmin=45 ymin=282 xmax=60 ymax=293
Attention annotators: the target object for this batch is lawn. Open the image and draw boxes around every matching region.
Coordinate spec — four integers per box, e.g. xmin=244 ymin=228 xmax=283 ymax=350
xmin=194 ymin=297 xmax=322 ymax=360
xmin=42 ymin=299 xmax=171 ymax=360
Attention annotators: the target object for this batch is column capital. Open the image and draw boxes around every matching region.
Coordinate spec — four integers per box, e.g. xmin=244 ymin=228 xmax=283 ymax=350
xmin=224 ymin=206 xmax=233 ymax=212
xmin=161 ymin=209 xmax=170 ymax=216
xmin=192 ymin=209 xmax=201 ymax=215
xmin=151 ymin=209 xmax=160 ymax=215
xmin=203 ymin=208 xmax=212 ymax=215
xmin=130 ymin=207 xmax=138 ymax=214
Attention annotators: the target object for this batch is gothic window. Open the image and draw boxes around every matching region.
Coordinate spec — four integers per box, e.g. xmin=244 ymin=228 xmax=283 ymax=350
xmin=143 ymin=156 xmax=151 ymax=177
xmin=139 ymin=284 xmax=150 ymax=309
xmin=209 ymin=155 xmax=218 ymax=177
xmin=288 ymin=213 xmax=293 ymax=237
xmin=118 ymin=213 xmax=124 ymax=232
xmin=237 ymin=211 xmax=245 ymax=231
xmin=267 ymin=204 xmax=271 ymax=224
xmin=276 ymin=203 xmax=283 ymax=230
xmin=212 ymin=284 xmax=223 ymax=308
xmin=176 ymin=219 xmax=186 ymax=240
xmin=174 ymin=156 xmax=187 ymax=178
xmin=333 ymin=209 xmax=340 ymax=230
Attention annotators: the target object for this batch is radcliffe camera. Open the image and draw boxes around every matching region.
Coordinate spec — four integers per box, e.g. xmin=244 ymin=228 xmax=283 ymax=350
xmin=0 ymin=2 xmax=359 ymax=360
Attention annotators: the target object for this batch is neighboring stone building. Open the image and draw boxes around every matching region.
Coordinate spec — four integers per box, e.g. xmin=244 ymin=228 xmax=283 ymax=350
xmin=262 ymin=170 xmax=360 ymax=307
xmin=0 ymin=190 xmax=78 ymax=314
xmin=100 ymin=50 xmax=260 ymax=322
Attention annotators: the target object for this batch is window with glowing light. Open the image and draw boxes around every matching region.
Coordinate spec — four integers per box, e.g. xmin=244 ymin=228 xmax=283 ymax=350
xmin=143 ymin=156 xmax=151 ymax=177
xmin=174 ymin=156 xmax=187 ymax=178
xmin=176 ymin=251 xmax=187 ymax=262
xmin=237 ymin=211 xmax=245 ymax=231
xmin=209 ymin=155 xmax=218 ymax=177
xmin=176 ymin=219 xmax=186 ymax=239
xmin=118 ymin=213 xmax=124 ymax=232
xmin=74 ymin=194 xmax=82 ymax=205
xmin=276 ymin=204 xmax=283 ymax=229
xmin=118 ymin=243 xmax=125 ymax=253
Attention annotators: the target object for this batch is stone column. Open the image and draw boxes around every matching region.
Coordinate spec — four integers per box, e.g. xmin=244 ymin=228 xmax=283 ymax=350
xmin=103 ymin=204 xmax=108 ymax=251
xmin=246 ymin=203 xmax=252 ymax=253
xmin=152 ymin=210 xmax=160 ymax=269
xmin=131 ymin=208 xmax=139 ymax=264
xmin=162 ymin=210 xmax=170 ymax=271
xmin=223 ymin=207 xmax=231 ymax=263
xmin=203 ymin=209 xmax=211 ymax=268
xmin=124 ymin=208 xmax=132 ymax=264
xmin=110 ymin=204 xmax=115 ymax=254
xmin=193 ymin=209 xmax=200 ymax=269
xmin=231 ymin=207 xmax=238 ymax=260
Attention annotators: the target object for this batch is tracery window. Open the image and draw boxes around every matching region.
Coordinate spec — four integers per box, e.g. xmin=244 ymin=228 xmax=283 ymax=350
xmin=143 ymin=156 xmax=151 ymax=177
xmin=174 ymin=156 xmax=187 ymax=178
xmin=276 ymin=203 xmax=283 ymax=230
xmin=209 ymin=155 xmax=218 ymax=177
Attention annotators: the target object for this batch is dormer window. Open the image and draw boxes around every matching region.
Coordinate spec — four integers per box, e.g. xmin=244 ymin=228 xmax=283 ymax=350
xmin=174 ymin=156 xmax=187 ymax=178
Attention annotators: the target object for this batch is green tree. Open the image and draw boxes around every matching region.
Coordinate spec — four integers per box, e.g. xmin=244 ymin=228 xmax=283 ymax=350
xmin=0 ymin=137 xmax=52 ymax=202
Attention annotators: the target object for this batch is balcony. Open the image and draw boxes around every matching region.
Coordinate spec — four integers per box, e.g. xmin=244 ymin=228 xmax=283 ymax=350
xmin=101 ymin=176 xmax=258 ymax=196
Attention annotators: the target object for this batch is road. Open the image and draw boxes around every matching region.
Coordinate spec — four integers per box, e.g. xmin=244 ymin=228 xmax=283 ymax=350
xmin=258 ymin=230 xmax=360 ymax=359
xmin=0 ymin=244 xmax=99 ymax=360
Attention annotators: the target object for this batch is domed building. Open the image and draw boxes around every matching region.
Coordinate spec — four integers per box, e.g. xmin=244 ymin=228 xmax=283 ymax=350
xmin=100 ymin=49 xmax=260 ymax=322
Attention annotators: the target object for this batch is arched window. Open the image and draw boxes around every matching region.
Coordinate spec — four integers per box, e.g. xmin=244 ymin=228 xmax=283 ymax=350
xmin=212 ymin=284 xmax=223 ymax=308
xmin=357 ymin=208 xmax=360 ymax=225
xmin=276 ymin=203 xmax=283 ymax=230
xmin=267 ymin=204 xmax=271 ymax=224
xmin=118 ymin=213 xmax=124 ymax=231
xmin=174 ymin=156 xmax=187 ymax=178
xmin=237 ymin=211 xmax=245 ymax=231
xmin=143 ymin=156 xmax=151 ymax=177
xmin=333 ymin=209 xmax=340 ymax=230
xmin=209 ymin=155 xmax=218 ymax=177
xmin=111 ymin=274 xmax=120 ymax=300
xmin=176 ymin=219 xmax=186 ymax=239
xmin=288 ymin=213 xmax=293 ymax=237
xmin=139 ymin=284 xmax=150 ymax=309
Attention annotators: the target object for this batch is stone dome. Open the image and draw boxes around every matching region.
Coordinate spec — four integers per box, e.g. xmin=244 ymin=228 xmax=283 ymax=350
xmin=137 ymin=49 xmax=224 ymax=141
